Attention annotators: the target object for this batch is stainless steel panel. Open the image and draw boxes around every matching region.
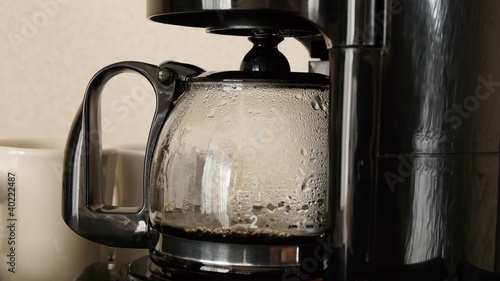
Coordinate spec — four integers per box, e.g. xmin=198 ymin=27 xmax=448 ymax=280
xmin=328 ymin=46 xmax=381 ymax=280
xmin=379 ymin=0 xmax=500 ymax=154
xmin=329 ymin=1 xmax=500 ymax=279
xmin=375 ymin=155 xmax=500 ymax=277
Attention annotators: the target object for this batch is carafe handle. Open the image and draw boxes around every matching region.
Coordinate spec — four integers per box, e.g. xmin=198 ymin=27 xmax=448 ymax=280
xmin=62 ymin=61 xmax=203 ymax=248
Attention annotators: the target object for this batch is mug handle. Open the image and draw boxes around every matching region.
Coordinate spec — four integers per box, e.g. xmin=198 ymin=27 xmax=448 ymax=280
xmin=63 ymin=61 xmax=203 ymax=248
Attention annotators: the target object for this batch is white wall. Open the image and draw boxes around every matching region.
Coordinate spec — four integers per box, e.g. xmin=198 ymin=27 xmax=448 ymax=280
xmin=0 ymin=0 xmax=310 ymax=147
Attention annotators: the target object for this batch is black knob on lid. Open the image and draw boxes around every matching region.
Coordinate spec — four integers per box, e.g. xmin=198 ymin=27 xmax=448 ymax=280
xmin=240 ymin=30 xmax=291 ymax=72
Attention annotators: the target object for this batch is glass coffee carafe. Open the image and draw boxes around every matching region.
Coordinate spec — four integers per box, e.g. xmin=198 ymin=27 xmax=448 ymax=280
xmin=149 ymin=71 xmax=329 ymax=271
xmin=63 ymin=33 xmax=329 ymax=278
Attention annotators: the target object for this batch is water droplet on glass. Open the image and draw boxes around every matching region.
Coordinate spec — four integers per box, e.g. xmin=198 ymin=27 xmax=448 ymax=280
xmin=206 ymin=108 xmax=216 ymax=118
xmin=317 ymin=199 xmax=324 ymax=207
xmin=302 ymin=176 xmax=315 ymax=192
xmin=302 ymin=184 xmax=312 ymax=192
xmin=278 ymin=201 xmax=286 ymax=209
xmin=311 ymin=101 xmax=320 ymax=110
xmin=320 ymin=101 xmax=327 ymax=112
xmin=266 ymin=203 xmax=277 ymax=213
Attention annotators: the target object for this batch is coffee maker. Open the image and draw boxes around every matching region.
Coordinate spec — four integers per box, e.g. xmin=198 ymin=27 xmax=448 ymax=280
xmin=63 ymin=1 xmax=500 ymax=280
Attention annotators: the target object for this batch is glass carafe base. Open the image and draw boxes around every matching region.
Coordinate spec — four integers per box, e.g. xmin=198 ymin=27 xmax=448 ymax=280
xmin=150 ymin=228 xmax=324 ymax=280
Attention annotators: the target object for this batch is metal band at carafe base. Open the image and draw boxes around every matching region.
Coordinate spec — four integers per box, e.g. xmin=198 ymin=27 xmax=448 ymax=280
xmin=151 ymin=231 xmax=320 ymax=268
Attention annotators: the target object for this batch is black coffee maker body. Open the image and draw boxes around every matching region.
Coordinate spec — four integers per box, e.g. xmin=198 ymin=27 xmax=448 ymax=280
xmin=63 ymin=1 xmax=500 ymax=280
xmin=324 ymin=1 xmax=500 ymax=280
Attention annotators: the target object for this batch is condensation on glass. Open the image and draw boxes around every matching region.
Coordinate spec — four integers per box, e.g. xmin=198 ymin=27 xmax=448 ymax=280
xmin=150 ymin=81 xmax=329 ymax=241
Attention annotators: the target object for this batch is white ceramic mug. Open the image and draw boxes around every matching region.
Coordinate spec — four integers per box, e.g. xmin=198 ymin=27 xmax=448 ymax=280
xmin=0 ymin=138 xmax=101 ymax=281
xmin=101 ymin=144 xmax=149 ymax=262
